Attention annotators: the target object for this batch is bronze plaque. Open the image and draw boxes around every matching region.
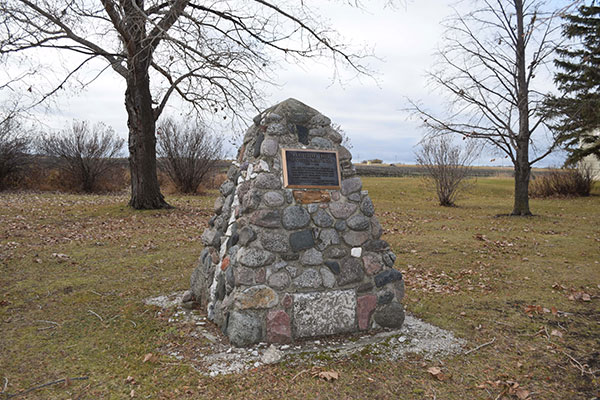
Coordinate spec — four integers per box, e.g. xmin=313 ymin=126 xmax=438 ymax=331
xmin=282 ymin=148 xmax=341 ymax=189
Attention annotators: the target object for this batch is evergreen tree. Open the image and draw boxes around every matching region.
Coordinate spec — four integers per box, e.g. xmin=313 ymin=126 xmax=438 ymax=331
xmin=545 ymin=4 xmax=600 ymax=165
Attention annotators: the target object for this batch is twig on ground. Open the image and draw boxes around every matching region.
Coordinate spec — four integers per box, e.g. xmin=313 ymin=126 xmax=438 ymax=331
xmin=558 ymin=349 xmax=597 ymax=377
xmin=2 ymin=377 xmax=7 ymax=393
xmin=127 ymin=319 xmax=137 ymax=328
xmin=465 ymin=337 xmax=496 ymax=355
xmin=3 ymin=376 xmax=88 ymax=399
xmin=90 ymin=290 xmax=105 ymax=297
xmin=291 ymin=369 xmax=309 ymax=381
xmin=87 ymin=310 xmax=103 ymax=322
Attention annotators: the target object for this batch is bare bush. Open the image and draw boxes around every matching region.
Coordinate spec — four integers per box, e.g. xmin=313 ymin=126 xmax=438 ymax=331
xmin=157 ymin=119 xmax=224 ymax=194
xmin=416 ymin=136 xmax=479 ymax=206
xmin=38 ymin=121 xmax=125 ymax=193
xmin=530 ymin=165 xmax=593 ymax=198
xmin=0 ymin=111 xmax=30 ymax=190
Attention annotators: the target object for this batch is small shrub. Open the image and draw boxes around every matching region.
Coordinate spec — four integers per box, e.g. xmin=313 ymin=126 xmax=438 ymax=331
xmin=0 ymin=112 xmax=30 ymax=190
xmin=415 ymin=136 xmax=479 ymax=206
xmin=37 ymin=121 xmax=125 ymax=193
xmin=157 ymin=118 xmax=224 ymax=194
xmin=530 ymin=165 xmax=593 ymax=198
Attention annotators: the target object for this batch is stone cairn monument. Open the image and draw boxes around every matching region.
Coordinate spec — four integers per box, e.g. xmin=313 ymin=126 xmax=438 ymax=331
xmin=188 ymin=98 xmax=405 ymax=346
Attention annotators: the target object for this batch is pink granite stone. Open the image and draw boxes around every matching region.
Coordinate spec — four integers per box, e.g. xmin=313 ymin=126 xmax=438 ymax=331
xmin=357 ymin=294 xmax=377 ymax=330
xmin=267 ymin=310 xmax=292 ymax=343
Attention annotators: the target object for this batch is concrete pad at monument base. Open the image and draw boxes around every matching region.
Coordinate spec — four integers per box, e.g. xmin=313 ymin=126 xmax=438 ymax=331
xmin=187 ymin=98 xmax=406 ymax=346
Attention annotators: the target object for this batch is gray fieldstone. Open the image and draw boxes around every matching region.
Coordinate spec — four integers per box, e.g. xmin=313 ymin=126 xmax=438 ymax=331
xmin=343 ymin=230 xmax=370 ymax=247
xmin=324 ymin=247 xmax=347 ymax=259
xmin=263 ymin=191 xmax=285 ymax=207
xmin=338 ymin=146 xmax=352 ymax=161
xmin=214 ymin=196 xmax=225 ymax=214
xmin=326 ymin=128 xmax=342 ymax=144
xmin=347 ymin=214 xmax=370 ymax=231
xmin=319 ymin=228 xmax=341 ymax=247
xmin=324 ymin=260 xmax=341 ymax=274
xmin=371 ymin=219 xmax=383 ymax=240
xmin=227 ymin=165 xmax=238 ymax=180
xmin=293 ymin=268 xmax=322 ymax=289
xmin=292 ymin=290 xmax=356 ymax=338
xmin=255 ymin=173 xmax=280 ymax=189
xmin=347 ymin=192 xmax=361 ymax=202
xmin=394 ymin=279 xmax=405 ymax=302
xmin=266 ymin=122 xmax=286 ymax=135
xmin=312 ymin=209 xmax=334 ymax=228
xmin=234 ymin=285 xmax=278 ymax=310
xmin=286 ymin=265 xmax=300 ymax=278
xmin=281 ymin=252 xmax=300 ymax=261
xmin=357 ymin=281 xmax=374 ymax=293
xmin=361 ymin=197 xmax=375 ymax=216
xmin=253 ymin=133 xmax=264 ymax=157
xmin=267 ymin=271 xmax=291 ymax=290
xmin=260 ymin=138 xmax=279 ymax=157
xmin=226 ymin=311 xmax=263 ymax=346
xmin=337 ymin=257 xmax=364 ymax=286
xmin=364 ymin=240 xmax=390 ymax=252
xmin=220 ymin=180 xmax=235 ymax=197
xmin=289 ymin=229 xmax=314 ymax=252
xmin=259 ymin=231 xmax=290 ymax=253
xmin=237 ymin=247 xmax=275 ymax=268
xmin=234 ymin=266 xmax=255 ymax=285
xmin=341 ymin=177 xmax=362 ymax=196
xmin=308 ymin=113 xmax=331 ymax=127
xmin=249 ymin=209 xmax=281 ymax=228
xmin=334 ymin=220 xmax=347 ymax=231
xmin=310 ymin=137 xmax=334 ymax=149
xmin=377 ymin=290 xmax=394 ymax=305
xmin=374 ymin=269 xmax=403 ymax=287
xmin=300 ymin=248 xmax=323 ymax=266
xmin=382 ymin=251 xmax=396 ymax=267
xmin=282 ymin=205 xmax=310 ymax=230
xmin=201 ymin=228 xmax=221 ymax=248
xmin=242 ymin=189 xmax=261 ymax=212
xmin=329 ymin=202 xmax=357 ymax=219
xmin=284 ymin=190 xmax=294 ymax=204
xmin=320 ymin=267 xmax=336 ymax=288
xmin=237 ymin=225 xmax=256 ymax=246
xmin=307 ymin=204 xmax=319 ymax=214
xmin=374 ymin=302 xmax=405 ymax=329
xmin=265 ymin=112 xmax=282 ymax=123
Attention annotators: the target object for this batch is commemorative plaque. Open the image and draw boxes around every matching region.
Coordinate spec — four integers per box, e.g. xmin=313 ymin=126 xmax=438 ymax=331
xmin=282 ymin=148 xmax=341 ymax=189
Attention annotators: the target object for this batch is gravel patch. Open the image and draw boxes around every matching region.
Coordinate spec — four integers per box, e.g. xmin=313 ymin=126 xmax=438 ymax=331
xmin=144 ymin=292 xmax=466 ymax=377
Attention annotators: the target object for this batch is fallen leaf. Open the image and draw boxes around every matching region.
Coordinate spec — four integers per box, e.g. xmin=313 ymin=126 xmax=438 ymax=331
xmin=427 ymin=367 xmax=449 ymax=381
xmin=582 ymin=293 xmax=591 ymax=302
xmin=551 ymin=306 xmax=558 ymax=316
xmin=142 ymin=353 xmax=154 ymax=363
xmin=130 ymin=389 xmax=135 ymax=398
xmin=125 ymin=375 xmax=135 ymax=384
xmin=516 ymin=388 xmax=530 ymax=399
xmin=550 ymin=329 xmax=563 ymax=338
xmin=315 ymin=370 xmax=339 ymax=381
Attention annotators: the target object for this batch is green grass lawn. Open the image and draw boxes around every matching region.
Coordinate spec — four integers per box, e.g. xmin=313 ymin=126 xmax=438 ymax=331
xmin=1 ymin=178 xmax=598 ymax=399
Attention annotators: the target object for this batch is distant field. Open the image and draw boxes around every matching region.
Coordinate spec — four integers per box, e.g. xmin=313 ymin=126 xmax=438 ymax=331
xmin=1 ymin=178 xmax=598 ymax=399
xmin=354 ymin=163 xmax=559 ymax=178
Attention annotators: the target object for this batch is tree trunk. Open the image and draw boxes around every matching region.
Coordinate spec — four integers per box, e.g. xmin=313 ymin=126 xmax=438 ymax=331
xmin=125 ymin=64 xmax=171 ymax=210
xmin=511 ymin=0 xmax=532 ymax=216
xmin=512 ymin=142 xmax=532 ymax=216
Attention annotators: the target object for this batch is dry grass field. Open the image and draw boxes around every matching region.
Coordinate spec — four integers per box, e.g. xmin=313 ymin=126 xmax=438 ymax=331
xmin=1 ymin=177 xmax=599 ymax=399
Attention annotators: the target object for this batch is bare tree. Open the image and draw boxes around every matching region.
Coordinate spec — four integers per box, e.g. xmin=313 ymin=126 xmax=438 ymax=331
xmin=410 ymin=0 xmax=562 ymax=215
xmin=415 ymin=136 xmax=478 ymax=206
xmin=331 ymin=123 xmax=353 ymax=150
xmin=38 ymin=121 xmax=125 ymax=193
xmin=0 ymin=110 xmax=30 ymax=190
xmin=0 ymin=1 xmax=372 ymax=209
xmin=157 ymin=118 xmax=223 ymax=193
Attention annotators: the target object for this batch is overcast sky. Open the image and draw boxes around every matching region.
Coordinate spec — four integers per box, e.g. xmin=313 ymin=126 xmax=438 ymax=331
xmin=4 ymin=0 xmax=570 ymax=167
